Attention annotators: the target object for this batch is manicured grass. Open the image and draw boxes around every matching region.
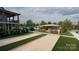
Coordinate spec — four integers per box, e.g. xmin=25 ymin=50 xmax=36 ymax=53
xmin=0 ymin=32 xmax=32 ymax=40
xmin=52 ymin=36 xmax=79 ymax=51
xmin=60 ymin=31 xmax=73 ymax=36
xmin=0 ymin=34 xmax=47 ymax=51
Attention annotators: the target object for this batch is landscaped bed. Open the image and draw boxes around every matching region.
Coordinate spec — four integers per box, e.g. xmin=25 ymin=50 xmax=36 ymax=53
xmin=0 ymin=32 xmax=32 ymax=40
xmin=52 ymin=36 xmax=79 ymax=51
xmin=0 ymin=34 xmax=46 ymax=51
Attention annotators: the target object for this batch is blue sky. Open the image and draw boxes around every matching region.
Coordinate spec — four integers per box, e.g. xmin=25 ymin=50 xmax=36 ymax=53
xmin=5 ymin=7 xmax=79 ymax=24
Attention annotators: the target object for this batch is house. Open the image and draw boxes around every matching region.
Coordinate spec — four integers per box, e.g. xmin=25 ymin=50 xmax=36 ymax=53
xmin=74 ymin=22 xmax=79 ymax=33
xmin=0 ymin=7 xmax=20 ymax=35
xmin=75 ymin=22 xmax=79 ymax=30
xmin=39 ymin=24 xmax=61 ymax=34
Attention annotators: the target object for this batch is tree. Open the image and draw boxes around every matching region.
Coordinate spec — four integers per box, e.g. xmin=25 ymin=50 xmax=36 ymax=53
xmin=77 ymin=21 xmax=79 ymax=25
xmin=53 ymin=22 xmax=57 ymax=24
xmin=26 ymin=19 xmax=35 ymax=27
xmin=61 ymin=19 xmax=73 ymax=32
xmin=26 ymin=19 xmax=36 ymax=31
xmin=48 ymin=21 xmax=52 ymax=24
xmin=40 ymin=20 xmax=47 ymax=25
xmin=58 ymin=21 xmax=63 ymax=25
xmin=35 ymin=23 xmax=39 ymax=27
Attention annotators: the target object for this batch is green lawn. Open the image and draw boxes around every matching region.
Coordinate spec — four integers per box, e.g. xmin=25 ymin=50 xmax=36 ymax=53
xmin=0 ymin=34 xmax=47 ymax=51
xmin=60 ymin=31 xmax=73 ymax=36
xmin=52 ymin=36 xmax=79 ymax=51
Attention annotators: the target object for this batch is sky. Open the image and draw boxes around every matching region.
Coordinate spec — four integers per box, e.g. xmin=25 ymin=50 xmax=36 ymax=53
xmin=5 ymin=7 xmax=79 ymax=24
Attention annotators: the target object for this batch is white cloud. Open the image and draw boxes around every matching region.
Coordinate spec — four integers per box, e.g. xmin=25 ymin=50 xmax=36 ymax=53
xmin=5 ymin=7 xmax=79 ymax=24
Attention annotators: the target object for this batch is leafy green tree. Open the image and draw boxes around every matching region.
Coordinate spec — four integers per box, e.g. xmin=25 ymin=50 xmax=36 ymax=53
xmin=40 ymin=20 xmax=47 ymax=25
xmin=35 ymin=23 xmax=39 ymax=27
xmin=58 ymin=21 xmax=63 ymax=25
xmin=61 ymin=19 xmax=73 ymax=32
xmin=53 ymin=22 xmax=57 ymax=24
xmin=77 ymin=21 xmax=79 ymax=25
xmin=48 ymin=21 xmax=52 ymax=24
xmin=26 ymin=19 xmax=35 ymax=27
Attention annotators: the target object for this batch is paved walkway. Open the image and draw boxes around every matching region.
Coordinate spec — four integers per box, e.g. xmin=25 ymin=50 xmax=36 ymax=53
xmin=0 ymin=32 xmax=42 ymax=46
xmin=60 ymin=35 xmax=75 ymax=38
xmin=70 ymin=31 xmax=79 ymax=40
xmin=11 ymin=34 xmax=60 ymax=51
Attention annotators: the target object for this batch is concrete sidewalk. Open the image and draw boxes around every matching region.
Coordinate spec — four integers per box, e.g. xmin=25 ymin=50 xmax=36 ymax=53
xmin=0 ymin=32 xmax=42 ymax=46
xmin=60 ymin=35 xmax=75 ymax=38
xmin=70 ymin=31 xmax=79 ymax=40
xmin=11 ymin=34 xmax=60 ymax=51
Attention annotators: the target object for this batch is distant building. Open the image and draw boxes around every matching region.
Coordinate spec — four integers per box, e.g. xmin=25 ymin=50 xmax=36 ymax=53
xmin=73 ymin=22 xmax=79 ymax=33
xmin=39 ymin=24 xmax=61 ymax=34
xmin=75 ymin=22 xmax=79 ymax=30
xmin=0 ymin=7 xmax=20 ymax=35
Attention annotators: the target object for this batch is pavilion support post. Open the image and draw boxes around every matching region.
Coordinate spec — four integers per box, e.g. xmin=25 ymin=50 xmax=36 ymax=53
xmin=8 ymin=17 xmax=11 ymax=34
xmin=17 ymin=15 xmax=20 ymax=33
xmin=7 ymin=24 xmax=10 ymax=34
xmin=3 ymin=24 xmax=7 ymax=34
xmin=11 ymin=16 xmax=15 ymax=33
xmin=13 ymin=16 xmax=14 ymax=21
xmin=17 ymin=15 xmax=19 ymax=23
xmin=9 ymin=17 xmax=10 ymax=22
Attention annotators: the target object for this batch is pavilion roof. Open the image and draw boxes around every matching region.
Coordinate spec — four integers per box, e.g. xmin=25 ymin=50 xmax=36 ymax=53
xmin=0 ymin=7 xmax=20 ymax=17
xmin=41 ymin=24 xmax=60 ymax=27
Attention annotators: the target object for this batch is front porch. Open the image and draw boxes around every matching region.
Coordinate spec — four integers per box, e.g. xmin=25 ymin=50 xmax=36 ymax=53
xmin=0 ymin=7 xmax=20 ymax=36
